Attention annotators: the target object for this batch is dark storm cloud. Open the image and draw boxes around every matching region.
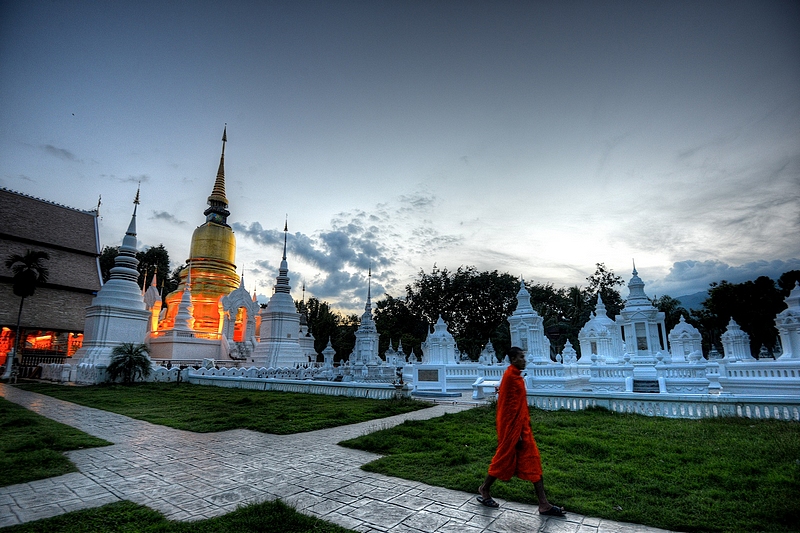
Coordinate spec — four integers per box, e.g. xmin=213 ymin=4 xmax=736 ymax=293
xmin=41 ymin=144 xmax=78 ymax=161
xmin=234 ymin=192 xmax=462 ymax=310
xmin=150 ymin=210 xmax=186 ymax=226
xmin=661 ymin=259 xmax=800 ymax=295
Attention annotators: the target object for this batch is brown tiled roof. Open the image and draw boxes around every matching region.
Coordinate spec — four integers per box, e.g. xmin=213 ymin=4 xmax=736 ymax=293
xmin=0 ymin=188 xmax=102 ymax=332
xmin=0 ymin=188 xmax=99 ymax=255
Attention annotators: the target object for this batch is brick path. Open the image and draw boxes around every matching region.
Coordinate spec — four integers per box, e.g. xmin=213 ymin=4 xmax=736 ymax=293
xmin=0 ymin=384 xmax=677 ymax=532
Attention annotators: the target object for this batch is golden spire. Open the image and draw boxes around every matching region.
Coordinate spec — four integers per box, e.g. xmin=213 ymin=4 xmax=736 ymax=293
xmin=207 ymin=125 xmax=229 ymax=207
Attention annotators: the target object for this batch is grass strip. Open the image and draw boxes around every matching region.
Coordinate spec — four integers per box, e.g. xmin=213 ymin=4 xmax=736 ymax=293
xmin=14 ymin=382 xmax=429 ymax=435
xmin=0 ymin=398 xmax=111 ymax=488
xmin=1 ymin=499 xmax=355 ymax=532
xmin=340 ymin=405 xmax=800 ymax=533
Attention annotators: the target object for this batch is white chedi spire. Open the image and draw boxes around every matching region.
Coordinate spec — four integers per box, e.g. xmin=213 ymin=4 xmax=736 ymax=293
xmin=351 ymin=268 xmax=380 ymax=366
xmin=624 ymin=260 xmax=653 ymax=310
xmin=173 ymin=267 xmax=195 ymax=331
xmin=251 ymin=220 xmax=306 ymax=367
xmin=97 ymin=186 xmax=146 ymax=305
xmin=508 ymin=278 xmax=551 ymax=363
xmin=71 ymin=188 xmax=151 ymax=375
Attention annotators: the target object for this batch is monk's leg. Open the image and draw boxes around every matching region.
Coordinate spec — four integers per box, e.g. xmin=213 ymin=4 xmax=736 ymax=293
xmin=479 ymin=474 xmax=496 ymax=500
xmin=533 ymin=478 xmax=563 ymax=513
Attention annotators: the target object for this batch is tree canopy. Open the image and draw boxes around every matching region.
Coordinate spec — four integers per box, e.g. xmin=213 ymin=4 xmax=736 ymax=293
xmin=99 ymin=244 xmax=173 ymax=295
xmin=690 ymin=271 xmax=800 ymax=357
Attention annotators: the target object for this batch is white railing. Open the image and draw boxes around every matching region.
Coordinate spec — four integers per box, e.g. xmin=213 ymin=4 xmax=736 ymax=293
xmin=525 ymin=389 xmax=800 ymax=421
xmin=188 ymin=373 xmax=408 ymax=400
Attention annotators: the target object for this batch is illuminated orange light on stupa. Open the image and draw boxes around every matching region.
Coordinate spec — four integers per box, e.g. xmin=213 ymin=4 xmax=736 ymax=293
xmin=160 ymin=127 xmax=239 ymax=335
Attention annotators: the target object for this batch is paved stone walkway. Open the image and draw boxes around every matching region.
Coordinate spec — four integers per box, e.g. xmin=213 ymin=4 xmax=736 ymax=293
xmin=0 ymin=384 xmax=678 ymax=532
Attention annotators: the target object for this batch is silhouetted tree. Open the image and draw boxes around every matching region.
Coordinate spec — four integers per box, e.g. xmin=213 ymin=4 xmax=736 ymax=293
xmin=98 ymin=246 xmax=118 ymax=283
xmin=374 ymin=294 xmax=428 ymax=356
xmin=99 ymin=244 xmax=172 ymax=292
xmin=586 ymin=263 xmax=625 ymax=319
xmin=652 ymin=295 xmax=690 ymax=334
xmin=693 ymin=276 xmax=785 ymax=357
xmin=5 ymin=250 xmax=50 ymax=364
xmin=778 ymin=270 xmax=800 ymax=295
xmin=136 ymin=244 xmax=170 ymax=290
xmin=405 ymin=266 xmax=520 ymax=358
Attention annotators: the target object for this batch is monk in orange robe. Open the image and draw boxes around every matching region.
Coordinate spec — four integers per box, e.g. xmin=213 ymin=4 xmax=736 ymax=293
xmin=477 ymin=346 xmax=565 ymax=517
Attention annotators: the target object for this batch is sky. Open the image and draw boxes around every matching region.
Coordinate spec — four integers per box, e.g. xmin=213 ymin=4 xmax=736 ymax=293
xmin=1 ymin=0 xmax=799 ymax=313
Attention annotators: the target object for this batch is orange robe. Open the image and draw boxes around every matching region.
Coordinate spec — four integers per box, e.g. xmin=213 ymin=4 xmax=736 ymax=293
xmin=488 ymin=364 xmax=543 ymax=482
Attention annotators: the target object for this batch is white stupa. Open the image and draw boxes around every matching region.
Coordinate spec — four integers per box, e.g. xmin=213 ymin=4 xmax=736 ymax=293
xmin=350 ymin=269 xmax=380 ymax=366
xmin=72 ymin=188 xmax=150 ymax=373
xmin=251 ymin=221 xmax=306 ymax=367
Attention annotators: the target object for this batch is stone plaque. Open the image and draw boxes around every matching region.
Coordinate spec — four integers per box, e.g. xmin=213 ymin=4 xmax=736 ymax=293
xmin=418 ymin=369 xmax=439 ymax=382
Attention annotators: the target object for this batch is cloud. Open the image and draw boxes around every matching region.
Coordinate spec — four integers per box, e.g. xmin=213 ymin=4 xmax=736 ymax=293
xmin=121 ymin=174 xmax=151 ymax=184
xmin=233 ymin=190 xmax=462 ymax=310
xmin=41 ymin=144 xmax=78 ymax=161
xmin=651 ymin=258 xmax=800 ymax=296
xmin=150 ymin=211 xmax=187 ymax=226
xmin=608 ymin=140 xmax=800 ymax=262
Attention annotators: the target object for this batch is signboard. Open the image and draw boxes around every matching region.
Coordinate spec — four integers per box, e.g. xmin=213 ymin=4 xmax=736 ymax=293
xmin=418 ymin=369 xmax=439 ymax=382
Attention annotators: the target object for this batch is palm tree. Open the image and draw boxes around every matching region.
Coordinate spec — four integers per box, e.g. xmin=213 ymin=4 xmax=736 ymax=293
xmin=106 ymin=343 xmax=152 ymax=384
xmin=5 ymin=250 xmax=50 ymax=369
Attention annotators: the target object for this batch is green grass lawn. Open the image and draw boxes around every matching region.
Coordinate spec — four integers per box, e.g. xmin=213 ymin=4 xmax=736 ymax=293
xmin=1 ymin=499 xmax=354 ymax=533
xmin=14 ymin=382 xmax=429 ymax=434
xmin=340 ymin=405 xmax=800 ymax=533
xmin=0 ymin=398 xmax=111 ymax=487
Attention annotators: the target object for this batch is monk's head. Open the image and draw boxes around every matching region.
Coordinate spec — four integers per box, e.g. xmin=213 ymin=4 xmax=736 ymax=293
xmin=508 ymin=347 xmax=526 ymax=370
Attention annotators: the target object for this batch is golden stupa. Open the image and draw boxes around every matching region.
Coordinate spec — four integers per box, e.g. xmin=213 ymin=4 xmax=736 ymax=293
xmin=160 ymin=127 xmax=238 ymax=334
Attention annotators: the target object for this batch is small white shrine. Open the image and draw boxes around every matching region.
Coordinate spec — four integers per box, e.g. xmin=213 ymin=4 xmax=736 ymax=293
xmin=667 ymin=316 xmax=704 ymax=363
xmin=617 ymin=265 xmax=667 ymax=364
xmin=296 ymin=292 xmax=317 ymax=363
xmin=719 ymin=318 xmax=755 ymax=362
xmin=578 ymin=295 xmax=623 ymax=364
xmin=72 ymin=191 xmax=151 ymax=383
xmin=421 ymin=316 xmax=459 ymax=365
xmin=776 ymin=282 xmax=800 ymax=359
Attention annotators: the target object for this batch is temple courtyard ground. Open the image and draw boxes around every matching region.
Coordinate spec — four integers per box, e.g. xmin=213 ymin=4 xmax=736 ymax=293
xmin=0 ymin=384 xmax=676 ymax=532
